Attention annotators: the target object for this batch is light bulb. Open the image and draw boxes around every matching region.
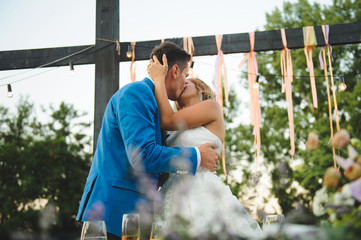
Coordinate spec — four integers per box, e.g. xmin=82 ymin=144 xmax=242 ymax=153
xmin=69 ymin=62 xmax=75 ymax=76
xmin=338 ymin=76 xmax=347 ymax=91
xmin=252 ymin=74 xmax=260 ymax=89
xmin=339 ymin=82 xmax=347 ymax=91
xmin=126 ymin=45 xmax=132 ymax=58
xmin=7 ymin=84 xmax=13 ymax=98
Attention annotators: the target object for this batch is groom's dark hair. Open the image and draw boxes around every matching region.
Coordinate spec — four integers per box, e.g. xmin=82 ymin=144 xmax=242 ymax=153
xmin=150 ymin=41 xmax=191 ymax=72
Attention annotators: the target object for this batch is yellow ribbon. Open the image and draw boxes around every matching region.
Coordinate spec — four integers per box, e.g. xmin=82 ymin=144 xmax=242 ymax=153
xmin=303 ymin=26 xmax=318 ymax=109
xmin=214 ymin=34 xmax=228 ymax=176
xmin=320 ymin=25 xmax=340 ymax=169
xmin=280 ymin=29 xmax=295 ymax=161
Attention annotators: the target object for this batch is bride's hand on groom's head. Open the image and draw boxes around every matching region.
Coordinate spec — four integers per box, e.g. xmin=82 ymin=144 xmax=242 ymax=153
xmin=198 ymin=142 xmax=221 ymax=172
xmin=147 ymin=54 xmax=168 ymax=83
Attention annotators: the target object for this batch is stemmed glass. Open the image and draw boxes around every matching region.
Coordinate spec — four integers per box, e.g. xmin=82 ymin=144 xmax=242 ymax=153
xmin=80 ymin=220 xmax=107 ymax=240
xmin=122 ymin=214 xmax=140 ymax=240
xmin=150 ymin=222 xmax=165 ymax=240
xmin=262 ymin=214 xmax=285 ymax=233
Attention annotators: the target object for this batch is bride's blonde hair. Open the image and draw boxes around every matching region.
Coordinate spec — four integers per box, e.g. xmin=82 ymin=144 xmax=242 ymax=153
xmin=175 ymin=78 xmax=215 ymax=110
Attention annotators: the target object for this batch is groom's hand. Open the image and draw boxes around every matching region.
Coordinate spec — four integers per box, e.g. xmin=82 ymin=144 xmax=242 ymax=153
xmin=198 ymin=142 xmax=221 ymax=172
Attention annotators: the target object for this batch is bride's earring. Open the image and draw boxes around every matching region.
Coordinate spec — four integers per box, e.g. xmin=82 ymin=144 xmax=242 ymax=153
xmin=199 ymin=93 xmax=203 ymax=102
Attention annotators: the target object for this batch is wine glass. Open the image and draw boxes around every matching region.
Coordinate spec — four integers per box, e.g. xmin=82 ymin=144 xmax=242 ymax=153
xmin=262 ymin=214 xmax=285 ymax=233
xmin=122 ymin=214 xmax=140 ymax=240
xmin=80 ymin=220 xmax=107 ymax=240
xmin=150 ymin=222 xmax=165 ymax=240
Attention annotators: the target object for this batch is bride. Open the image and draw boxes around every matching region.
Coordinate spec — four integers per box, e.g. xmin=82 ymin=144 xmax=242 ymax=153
xmin=148 ymin=54 xmax=262 ymax=239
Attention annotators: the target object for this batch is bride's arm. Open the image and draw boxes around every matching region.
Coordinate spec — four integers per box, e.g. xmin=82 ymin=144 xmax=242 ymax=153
xmin=148 ymin=55 xmax=221 ymax=131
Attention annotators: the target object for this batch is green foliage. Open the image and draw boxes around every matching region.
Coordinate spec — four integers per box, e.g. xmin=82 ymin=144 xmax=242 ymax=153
xmin=223 ymin=0 xmax=361 ymax=219
xmin=0 ymin=96 xmax=92 ymax=236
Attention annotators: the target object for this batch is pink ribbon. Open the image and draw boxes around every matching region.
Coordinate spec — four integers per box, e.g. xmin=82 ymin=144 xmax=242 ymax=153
xmin=130 ymin=42 xmax=136 ymax=82
xmin=238 ymin=32 xmax=261 ymax=170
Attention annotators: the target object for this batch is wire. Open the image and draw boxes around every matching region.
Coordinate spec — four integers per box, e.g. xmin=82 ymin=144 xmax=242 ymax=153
xmin=0 ymin=45 xmax=95 ymax=83
xmin=0 ymin=43 xmax=115 ymax=87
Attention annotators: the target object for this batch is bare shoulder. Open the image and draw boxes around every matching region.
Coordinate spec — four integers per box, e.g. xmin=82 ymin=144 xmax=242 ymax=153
xmin=202 ymin=99 xmax=222 ymax=112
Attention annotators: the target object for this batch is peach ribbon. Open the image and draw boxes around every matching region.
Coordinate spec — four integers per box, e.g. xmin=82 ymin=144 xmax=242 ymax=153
xmin=238 ymin=32 xmax=261 ymax=170
xmin=130 ymin=42 xmax=136 ymax=82
xmin=183 ymin=37 xmax=194 ymax=77
xmin=214 ymin=34 xmax=228 ymax=176
xmin=280 ymin=29 xmax=295 ymax=161
xmin=303 ymin=26 xmax=318 ymax=108
xmin=214 ymin=35 xmax=229 ymax=116
xmin=319 ymin=25 xmax=340 ymax=169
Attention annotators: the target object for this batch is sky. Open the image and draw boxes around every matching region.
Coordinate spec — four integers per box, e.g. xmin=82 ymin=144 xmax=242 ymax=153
xmin=0 ymin=0 xmax=333 ymax=215
xmin=0 ymin=0 xmax=332 ymax=123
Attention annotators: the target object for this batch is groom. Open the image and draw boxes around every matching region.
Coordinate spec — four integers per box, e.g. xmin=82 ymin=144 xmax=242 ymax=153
xmin=76 ymin=41 xmax=220 ymax=239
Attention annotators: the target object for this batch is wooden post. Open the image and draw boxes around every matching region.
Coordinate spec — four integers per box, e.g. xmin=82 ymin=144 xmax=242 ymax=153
xmin=94 ymin=0 xmax=119 ymax=152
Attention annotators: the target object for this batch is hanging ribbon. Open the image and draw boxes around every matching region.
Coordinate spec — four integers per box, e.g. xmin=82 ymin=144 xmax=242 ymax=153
xmin=130 ymin=41 xmax=136 ymax=82
xmin=318 ymin=25 xmax=340 ymax=169
xmin=214 ymin=35 xmax=228 ymax=176
xmin=303 ymin=26 xmax=318 ymax=109
xmin=280 ymin=29 xmax=295 ymax=161
xmin=238 ymin=32 xmax=261 ymax=170
xmin=183 ymin=37 xmax=195 ymax=77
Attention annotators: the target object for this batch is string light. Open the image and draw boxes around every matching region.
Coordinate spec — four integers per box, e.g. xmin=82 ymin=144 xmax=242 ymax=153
xmin=7 ymin=84 xmax=13 ymax=98
xmin=252 ymin=74 xmax=260 ymax=89
xmin=338 ymin=76 xmax=347 ymax=91
xmin=69 ymin=62 xmax=75 ymax=76
xmin=126 ymin=45 xmax=132 ymax=58
xmin=189 ymin=61 xmax=194 ymax=76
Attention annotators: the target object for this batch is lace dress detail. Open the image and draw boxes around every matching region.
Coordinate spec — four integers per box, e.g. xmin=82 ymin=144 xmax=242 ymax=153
xmin=155 ymin=126 xmax=262 ymax=239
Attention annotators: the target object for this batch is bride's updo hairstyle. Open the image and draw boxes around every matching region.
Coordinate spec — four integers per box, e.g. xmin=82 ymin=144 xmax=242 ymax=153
xmin=175 ymin=78 xmax=216 ymax=110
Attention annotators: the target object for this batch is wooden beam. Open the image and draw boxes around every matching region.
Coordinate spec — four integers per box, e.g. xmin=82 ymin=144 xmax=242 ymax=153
xmin=118 ymin=22 xmax=361 ymax=61
xmin=93 ymin=0 xmax=119 ymax=150
xmin=0 ymin=45 xmax=95 ymax=70
xmin=1 ymin=22 xmax=360 ymax=71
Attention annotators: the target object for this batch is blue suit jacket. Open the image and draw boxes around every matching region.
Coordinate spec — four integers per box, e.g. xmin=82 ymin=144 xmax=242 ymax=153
xmin=76 ymin=78 xmax=198 ymax=237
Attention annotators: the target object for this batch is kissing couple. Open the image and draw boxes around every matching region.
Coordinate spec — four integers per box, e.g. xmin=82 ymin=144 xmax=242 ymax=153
xmin=76 ymin=42 xmax=262 ymax=239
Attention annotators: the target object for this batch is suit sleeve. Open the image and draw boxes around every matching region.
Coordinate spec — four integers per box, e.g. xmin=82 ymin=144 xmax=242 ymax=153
xmin=116 ymin=84 xmax=198 ymax=175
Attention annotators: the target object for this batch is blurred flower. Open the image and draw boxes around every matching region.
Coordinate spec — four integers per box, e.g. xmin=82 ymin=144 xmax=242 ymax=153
xmin=312 ymin=186 xmax=329 ymax=216
xmin=306 ymin=132 xmax=319 ymax=150
xmin=322 ymin=167 xmax=340 ymax=188
xmin=332 ymin=184 xmax=355 ymax=206
xmin=344 ymin=163 xmax=361 ymax=181
xmin=347 ymin=145 xmax=359 ymax=160
xmin=335 ymin=155 xmax=354 ymax=170
xmin=357 ymin=155 xmax=361 ymax=166
xmin=331 ymin=129 xmax=350 ymax=148
xmin=350 ymin=138 xmax=361 ymax=149
xmin=350 ymin=178 xmax=361 ymax=202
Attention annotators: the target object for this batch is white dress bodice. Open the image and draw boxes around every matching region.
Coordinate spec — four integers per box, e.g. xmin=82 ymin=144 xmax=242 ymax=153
xmin=156 ymin=126 xmax=262 ymax=239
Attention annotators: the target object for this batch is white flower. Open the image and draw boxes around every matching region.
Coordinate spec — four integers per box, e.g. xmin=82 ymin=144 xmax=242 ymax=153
xmin=332 ymin=184 xmax=355 ymax=206
xmin=312 ymin=186 xmax=329 ymax=216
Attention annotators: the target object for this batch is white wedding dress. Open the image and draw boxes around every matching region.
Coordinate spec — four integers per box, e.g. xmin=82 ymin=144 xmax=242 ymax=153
xmin=155 ymin=126 xmax=262 ymax=239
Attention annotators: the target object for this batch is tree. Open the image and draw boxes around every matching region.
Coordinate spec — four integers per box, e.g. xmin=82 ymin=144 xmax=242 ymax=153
xmin=0 ymin=97 xmax=92 ymax=237
xmin=223 ymin=0 xmax=361 ymax=219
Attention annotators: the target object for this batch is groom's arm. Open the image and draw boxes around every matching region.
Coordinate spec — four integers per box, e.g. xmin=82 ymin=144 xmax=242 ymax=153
xmin=117 ymin=83 xmax=198 ymax=175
